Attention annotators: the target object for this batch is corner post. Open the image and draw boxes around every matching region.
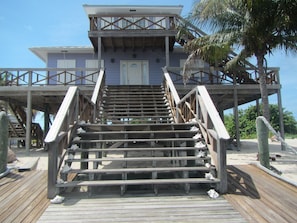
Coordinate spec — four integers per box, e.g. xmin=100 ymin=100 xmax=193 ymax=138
xmin=25 ymin=71 xmax=33 ymax=155
xmin=0 ymin=111 xmax=8 ymax=176
xmin=47 ymin=142 xmax=59 ymax=199
xmin=217 ymin=138 xmax=227 ymax=193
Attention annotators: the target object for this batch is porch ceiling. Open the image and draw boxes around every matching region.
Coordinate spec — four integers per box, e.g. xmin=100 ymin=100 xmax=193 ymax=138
xmin=90 ymin=36 xmax=176 ymax=52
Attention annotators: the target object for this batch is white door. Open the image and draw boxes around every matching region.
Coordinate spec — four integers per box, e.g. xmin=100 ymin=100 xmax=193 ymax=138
xmin=57 ymin=59 xmax=76 ymax=84
xmin=120 ymin=60 xmax=149 ymax=85
xmin=85 ymin=59 xmax=104 ymax=84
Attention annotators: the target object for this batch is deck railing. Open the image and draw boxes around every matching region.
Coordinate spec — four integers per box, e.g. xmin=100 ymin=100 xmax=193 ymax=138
xmin=0 ymin=68 xmax=101 ymax=86
xmin=166 ymin=66 xmax=279 ymax=86
xmin=89 ymin=15 xmax=176 ymax=31
xmin=163 ymin=67 xmax=230 ymax=193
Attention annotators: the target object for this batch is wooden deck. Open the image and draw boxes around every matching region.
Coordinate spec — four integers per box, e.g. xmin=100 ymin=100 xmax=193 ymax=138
xmin=225 ymin=165 xmax=297 ymax=223
xmin=38 ymin=195 xmax=246 ymax=223
xmin=1 ymin=165 xmax=296 ymax=222
xmin=0 ymin=170 xmax=49 ymax=223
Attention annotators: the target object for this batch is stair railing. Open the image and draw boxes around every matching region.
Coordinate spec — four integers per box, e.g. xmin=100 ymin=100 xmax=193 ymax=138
xmin=162 ymin=67 xmax=181 ymax=123
xmin=163 ymin=67 xmax=230 ymax=193
xmin=91 ymin=68 xmax=105 ymax=123
xmin=44 ymin=86 xmax=94 ymax=198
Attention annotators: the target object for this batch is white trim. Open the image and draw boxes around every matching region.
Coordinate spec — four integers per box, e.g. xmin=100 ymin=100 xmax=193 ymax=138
xmin=30 ymin=46 xmax=94 ymax=63
xmin=83 ymin=5 xmax=183 ymax=16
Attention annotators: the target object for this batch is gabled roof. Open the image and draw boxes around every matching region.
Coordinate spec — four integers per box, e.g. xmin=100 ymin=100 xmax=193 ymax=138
xmin=29 ymin=46 xmax=94 ymax=63
xmin=83 ymin=5 xmax=183 ymax=16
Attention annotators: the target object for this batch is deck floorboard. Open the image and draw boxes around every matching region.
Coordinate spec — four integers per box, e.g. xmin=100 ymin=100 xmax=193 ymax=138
xmin=1 ymin=164 xmax=296 ymax=222
xmin=224 ymin=165 xmax=297 ymax=223
xmin=0 ymin=170 xmax=49 ymax=223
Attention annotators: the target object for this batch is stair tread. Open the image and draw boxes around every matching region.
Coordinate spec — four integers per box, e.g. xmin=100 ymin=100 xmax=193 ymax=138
xmin=74 ymin=138 xmax=199 ymax=143
xmin=57 ymin=178 xmax=219 ymax=187
xmin=78 ymin=130 xmax=198 ymax=135
xmin=67 ymin=166 xmax=212 ymax=174
xmin=80 ymin=122 xmax=198 ymax=127
xmin=69 ymin=146 xmax=207 ymax=152
xmin=66 ymin=156 xmax=210 ymax=162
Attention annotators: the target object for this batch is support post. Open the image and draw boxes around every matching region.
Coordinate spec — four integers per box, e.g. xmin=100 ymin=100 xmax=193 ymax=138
xmin=217 ymin=138 xmax=227 ymax=193
xmin=256 ymin=117 xmax=270 ymax=169
xmin=26 ymin=71 xmax=33 ymax=155
xmin=0 ymin=111 xmax=8 ymax=176
xmin=47 ymin=142 xmax=59 ymax=199
xmin=276 ymin=70 xmax=285 ymax=150
xmin=165 ymin=36 xmax=169 ymax=67
xmin=44 ymin=103 xmax=50 ymax=138
xmin=233 ymin=87 xmax=240 ymax=150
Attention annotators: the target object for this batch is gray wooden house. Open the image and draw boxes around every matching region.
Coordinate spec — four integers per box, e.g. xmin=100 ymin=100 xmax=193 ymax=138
xmin=0 ymin=5 xmax=282 ymax=198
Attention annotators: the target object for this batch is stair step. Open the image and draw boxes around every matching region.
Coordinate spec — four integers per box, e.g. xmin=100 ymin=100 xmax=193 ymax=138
xmin=65 ymin=156 xmax=210 ymax=163
xmin=66 ymin=166 xmax=213 ymax=174
xmin=80 ymin=122 xmax=198 ymax=130
xmin=105 ymin=92 xmax=164 ymax=95
xmin=78 ymin=129 xmax=198 ymax=135
xmin=73 ymin=137 xmax=199 ymax=144
xmin=101 ymin=111 xmax=170 ymax=115
xmin=69 ymin=146 xmax=207 ymax=153
xmin=102 ymin=107 xmax=170 ymax=112
xmin=56 ymin=178 xmax=219 ymax=188
xmin=102 ymin=104 xmax=169 ymax=108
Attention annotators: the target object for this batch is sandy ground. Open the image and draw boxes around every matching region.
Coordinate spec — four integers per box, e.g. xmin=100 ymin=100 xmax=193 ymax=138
xmin=7 ymin=139 xmax=297 ymax=185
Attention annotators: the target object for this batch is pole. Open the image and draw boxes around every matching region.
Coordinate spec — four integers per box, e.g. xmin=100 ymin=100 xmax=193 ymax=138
xmin=256 ymin=117 xmax=270 ymax=169
xmin=0 ymin=111 xmax=8 ymax=176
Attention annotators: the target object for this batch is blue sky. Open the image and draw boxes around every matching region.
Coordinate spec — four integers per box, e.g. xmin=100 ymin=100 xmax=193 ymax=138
xmin=0 ymin=0 xmax=296 ymax=119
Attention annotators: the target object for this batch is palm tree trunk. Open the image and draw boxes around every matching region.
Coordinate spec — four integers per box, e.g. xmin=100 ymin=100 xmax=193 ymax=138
xmin=256 ymin=54 xmax=270 ymax=169
xmin=257 ymin=55 xmax=270 ymax=121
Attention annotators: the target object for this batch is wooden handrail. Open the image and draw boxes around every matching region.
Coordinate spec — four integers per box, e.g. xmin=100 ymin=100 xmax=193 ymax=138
xmin=162 ymin=67 xmax=180 ymax=122
xmin=195 ymin=86 xmax=230 ymax=140
xmin=44 ymin=86 xmax=78 ymax=143
xmin=163 ymin=67 xmax=230 ymax=193
xmin=44 ymin=85 xmax=95 ymax=198
xmin=91 ymin=68 xmax=105 ymax=104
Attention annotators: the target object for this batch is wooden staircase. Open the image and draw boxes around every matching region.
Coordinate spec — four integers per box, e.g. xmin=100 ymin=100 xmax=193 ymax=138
xmin=8 ymin=104 xmax=44 ymax=147
xmin=57 ymin=85 xmax=219 ymax=195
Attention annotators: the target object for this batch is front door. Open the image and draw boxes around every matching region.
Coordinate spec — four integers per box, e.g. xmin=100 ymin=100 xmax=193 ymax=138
xmin=120 ymin=60 xmax=149 ymax=85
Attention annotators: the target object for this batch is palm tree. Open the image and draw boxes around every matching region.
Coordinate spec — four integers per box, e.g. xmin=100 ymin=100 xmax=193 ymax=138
xmin=180 ymin=0 xmax=297 ymax=121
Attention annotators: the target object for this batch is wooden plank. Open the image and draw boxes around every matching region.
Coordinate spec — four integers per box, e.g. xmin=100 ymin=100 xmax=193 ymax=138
xmin=38 ymin=195 xmax=246 ymax=223
xmin=0 ymin=170 xmax=49 ymax=223
xmin=225 ymin=165 xmax=297 ymax=223
xmin=78 ymin=129 xmax=197 ymax=135
xmin=17 ymin=157 xmax=39 ymax=172
xmin=57 ymin=178 xmax=220 ymax=187
xmin=72 ymin=146 xmax=206 ymax=153
xmin=74 ymin=137 xmax=198 ymax=143
xmin=67 ymin=166 xmax=212 ymax=174
xmin=65 ymin=156 xmax=210 ymax=163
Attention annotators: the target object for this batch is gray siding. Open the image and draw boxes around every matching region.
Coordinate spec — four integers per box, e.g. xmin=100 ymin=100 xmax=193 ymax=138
xmin=47 ymin=48 xmax=189 ymax=85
